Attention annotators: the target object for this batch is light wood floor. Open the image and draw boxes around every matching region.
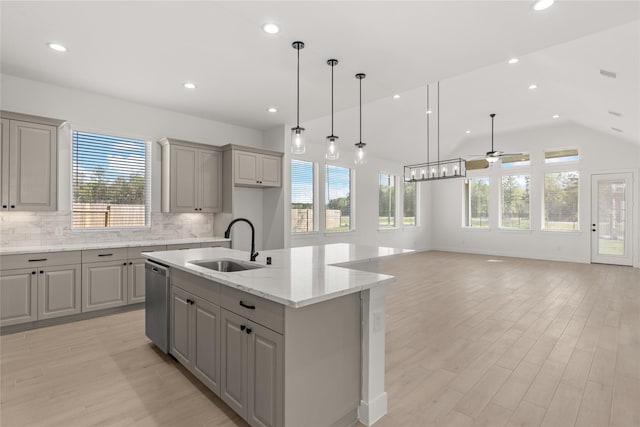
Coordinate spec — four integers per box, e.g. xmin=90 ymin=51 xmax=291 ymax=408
xmin=2 ymin=251 xmax=639 ymax=427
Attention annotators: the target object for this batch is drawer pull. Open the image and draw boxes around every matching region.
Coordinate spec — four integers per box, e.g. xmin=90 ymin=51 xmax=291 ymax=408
xmin=239 ymin=301 xmax=256 ymax=310
xmin=28 ymin=258 xmax=47 ymax=262
xmin=98 ymin=253 xmax=113 ymax=257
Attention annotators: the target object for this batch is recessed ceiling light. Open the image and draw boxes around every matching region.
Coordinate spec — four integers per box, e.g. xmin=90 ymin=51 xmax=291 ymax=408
xmin=393 ymin=94 xmax=400 ymax=99
xmin=262 ymin=23 xmax=279 ymax=34
xmin=183 ymin=82 xmax=196 ymax=89
xmin=531 ymin=0 xmax=555 ymax=11
xmin=552 ymin=114 xmax=559 ymax=119
xmin=267 ymin=107 xmax=277 ymax=113
xmin=508 ymin=58 xmax=519 ymax=64
xmin=426 ymin=110 xmax=432 ymax=114
xmin=528 ymin=84 xmax=538 ymax=90
xmin=465 ymin=130 xmax=471 ymax=134
xmin=47 ymin=42 xmax=67 ymax=52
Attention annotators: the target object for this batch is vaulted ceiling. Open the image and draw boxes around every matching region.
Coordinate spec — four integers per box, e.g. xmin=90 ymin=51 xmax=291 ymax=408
xmin=1 ymin=1 xmax=638 ymax=162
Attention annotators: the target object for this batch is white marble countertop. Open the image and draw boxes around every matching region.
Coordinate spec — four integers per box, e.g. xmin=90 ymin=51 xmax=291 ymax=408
xmin=143 ymin=243 xmax=411 ymax=308
xmin=0 ymin=237 xmax=231 ymax=255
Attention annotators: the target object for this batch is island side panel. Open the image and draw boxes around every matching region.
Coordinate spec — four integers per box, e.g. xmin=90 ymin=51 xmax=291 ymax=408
xmin=284 ymin=292 xmax=361 ymax=427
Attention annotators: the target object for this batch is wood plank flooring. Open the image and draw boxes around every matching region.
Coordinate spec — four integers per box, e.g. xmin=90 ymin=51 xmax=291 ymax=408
xmin=2 ymin=251 xmax=639 ymax=427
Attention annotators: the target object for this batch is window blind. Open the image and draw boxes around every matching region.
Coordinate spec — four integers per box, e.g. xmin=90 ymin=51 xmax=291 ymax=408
xmin=291 ymin=159 xmax=314 ymax=233
xmin=72 ymin=131 xmax=150 ymax=228
xmin=325 ymin=165 xmax=351 ymax=232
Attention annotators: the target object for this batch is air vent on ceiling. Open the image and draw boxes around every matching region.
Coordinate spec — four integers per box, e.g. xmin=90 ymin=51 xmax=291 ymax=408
xmin=600 ymin=69 xmax=617 ymax=79
xmin=608 ymin=110 xmax=622 ymax=117
xmin=611 ymin=127 xmax=623 ymax=133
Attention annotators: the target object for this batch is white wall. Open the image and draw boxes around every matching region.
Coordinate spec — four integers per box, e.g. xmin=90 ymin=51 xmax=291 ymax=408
xmin=1 ymin=74 xmax=264 ymax=245
xmin=262 ymin=125 xmax=287 ymax=250
xmin=432 ymin=122 xmax=639 ymax=265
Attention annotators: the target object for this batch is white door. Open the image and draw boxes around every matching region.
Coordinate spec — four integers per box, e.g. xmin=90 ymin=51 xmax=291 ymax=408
xmin=591 ymin=173 xmax=633 ymax=266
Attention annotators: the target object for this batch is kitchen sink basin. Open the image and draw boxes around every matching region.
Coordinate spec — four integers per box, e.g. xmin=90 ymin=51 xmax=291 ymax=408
xmin=191 ymin=259 xmax=263 ymax=272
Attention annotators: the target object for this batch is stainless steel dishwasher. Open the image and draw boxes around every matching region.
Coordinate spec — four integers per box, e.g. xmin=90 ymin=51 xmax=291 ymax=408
xmin=145 ymin=261 xmax=170 ymax=353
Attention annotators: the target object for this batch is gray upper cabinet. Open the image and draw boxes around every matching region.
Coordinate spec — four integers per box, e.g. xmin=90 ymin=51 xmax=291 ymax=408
xmin=233 ymin=150 xmax=282 ymax=188
xmin=158 ymin=138 xmax=222 ymax=213
xmin=0 ymin=111 xmax=65 ymax=212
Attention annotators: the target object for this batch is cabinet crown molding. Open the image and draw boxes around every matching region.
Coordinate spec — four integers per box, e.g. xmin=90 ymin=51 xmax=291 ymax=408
xmin=0 ymin=110 xmax=66 ymax=127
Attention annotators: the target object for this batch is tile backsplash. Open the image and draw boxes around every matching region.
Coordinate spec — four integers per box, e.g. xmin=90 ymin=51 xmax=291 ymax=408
xmin=0 ymin=211 xmax=214 ymax=247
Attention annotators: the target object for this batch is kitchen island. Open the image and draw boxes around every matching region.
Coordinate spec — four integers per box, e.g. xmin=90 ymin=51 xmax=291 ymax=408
xmin=143 ymin=243 xmax=410 ymax=427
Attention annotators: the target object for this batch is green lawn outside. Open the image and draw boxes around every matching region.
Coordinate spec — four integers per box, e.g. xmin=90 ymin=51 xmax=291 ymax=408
xmin=599 ymin=239 xmax=624 ymax=256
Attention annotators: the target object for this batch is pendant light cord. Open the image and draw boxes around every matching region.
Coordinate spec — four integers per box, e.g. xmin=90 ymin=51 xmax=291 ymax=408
xmin=331 ymin=62 xmax=334 ymax=135
xmin=359 ymin=77 xmax=362 ymax=142
xmin=427 ymin=85 xmax=430 ymax=166
xmin=491 ymin=114 xmax=494 ymax=152
xmin=296 ymin=47 xmax=300 ymax=128
xmin=437 ymin=81 xmax=440 ymax=165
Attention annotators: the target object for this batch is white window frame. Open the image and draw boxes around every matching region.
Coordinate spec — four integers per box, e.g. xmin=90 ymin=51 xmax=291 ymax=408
xmin=290 ymin=158 xmax=318 ymax=234
xmin=402 ymin=179 xmax=419 ymax=228
xmin=324 ymin=163 xmax=354 ymax=233
xmin=71 ymin=129 xmax=151 ymax=230
xmin=499 ymin=171 xmax=531 ymax=231
xmin=378 ymin=172 xmax=398 ymax=230
xmin=463 ymin=175 xmax=490 ymax=229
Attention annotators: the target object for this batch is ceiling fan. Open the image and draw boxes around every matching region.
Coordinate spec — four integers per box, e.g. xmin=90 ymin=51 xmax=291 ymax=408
xmin=466 ymin=113 xmax=524 ymax=165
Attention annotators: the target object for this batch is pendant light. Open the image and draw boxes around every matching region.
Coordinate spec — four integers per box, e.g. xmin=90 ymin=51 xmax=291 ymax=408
xmin=326 ymin=59 xmax=339 ymax=160
xmin=354 ymin=73 xmax=367 ymax=165
xmin=291 ymin=41 xmax=306 ymax=154
xmin=403 ymin=81 xmax=466 ymax=181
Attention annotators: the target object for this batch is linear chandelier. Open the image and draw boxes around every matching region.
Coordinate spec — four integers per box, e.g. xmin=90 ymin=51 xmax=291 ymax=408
xmin=404 ymin=82 xmax=466 ymax=182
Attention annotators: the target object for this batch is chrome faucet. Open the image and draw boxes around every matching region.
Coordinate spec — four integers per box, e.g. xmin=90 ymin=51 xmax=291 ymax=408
xmin=224 ymin=218 xmax=259 ymax=262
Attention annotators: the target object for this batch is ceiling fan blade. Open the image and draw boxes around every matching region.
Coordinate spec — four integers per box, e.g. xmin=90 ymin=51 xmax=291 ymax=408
xmin=498 ymin=152 xmax=525 ymax=157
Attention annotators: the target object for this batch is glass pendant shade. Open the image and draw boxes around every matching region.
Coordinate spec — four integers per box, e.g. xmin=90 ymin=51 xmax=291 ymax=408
xmin=291 ymin=127 xmax=306 ymax=154
xmin=354 ymin=142 xmax=367 ymax=165
xmin=486 ymin=155 xmax=499 ymax=164
xmin=326 ymin=137 xmax=339 ymax=160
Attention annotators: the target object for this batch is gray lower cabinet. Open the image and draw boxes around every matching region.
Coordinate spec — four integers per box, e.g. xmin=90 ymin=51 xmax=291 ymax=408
xmin=0 ymin=268 xmax=37 ymax=326
xmin=0 ymin=263 xmax=81 ymax=326
xmin=82 ymin=260 xmax=127 ymax=312
xmin=128 ymin=258 xmax=147 ymax=304
xmin=170 ymin=285 xmax=221 ymax=394
xmin=38 ymin=265 xmax=81 ymax=320
xmin=221 ymin=308 xmax=283 ymax=427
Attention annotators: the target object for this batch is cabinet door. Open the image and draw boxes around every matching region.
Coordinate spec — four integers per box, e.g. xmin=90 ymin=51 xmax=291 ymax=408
xmin=192 ymin=296 xmax=221 ymax=394
xmin=170 ymin=286 xmax=192 ymax=366
xmin=38 ymin=265 xmax=81 ymax=320
xmin=1 ymin=119 xmax=9 ymax=210
xmin=221 ymin=308 xmax=248 ymax=418
xmin=128 ymin=258 xmax=146 ymax=304
xmin=0 ymin=268 xmax=37 ymax=326
xmin=82 ymin=261 xmax=127 ymax=312
xmin=170 ymin=145 xmax=199 ymax=212
xmin=247 ymin=322 xmax=284 ymax=427
xmin=259 ymin=155 xmax=281 ymax=187
xmin=199 ymin=149 xmax=222 ymax=213
xmin=234 ymin=151 xmax=259 ymax=186
xmin=8 ymin=120 xmax=57 ymax=211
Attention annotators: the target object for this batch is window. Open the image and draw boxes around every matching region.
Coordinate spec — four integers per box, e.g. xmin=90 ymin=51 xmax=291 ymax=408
xmin=501 ymin=154 xmax=530 ymax=168
xmin=464 ymin=177 xmax=490 ymax=228
xmin=544 ymin=171 xmax=579 ymax=231
xmin=379 ymin=173 xmax=397 ymax=228
xmin=403 ymin=181 xmax=418 ymax=226
xmin=545 ymin=148 xmax=579 ymax=164
xmin=72 ymin=131 xmax=149 ymax=229
xmin=500 ymin=175 xmax=530 ymax=229
xmin=325 ymin=165 xmax=351 ymax=232
xmin=291 ymin=159 xmax=315 ymax=233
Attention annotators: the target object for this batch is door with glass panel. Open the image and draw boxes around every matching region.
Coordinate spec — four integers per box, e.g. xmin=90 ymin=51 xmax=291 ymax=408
xmin=591 ymin=173 xmax=633 ymax=266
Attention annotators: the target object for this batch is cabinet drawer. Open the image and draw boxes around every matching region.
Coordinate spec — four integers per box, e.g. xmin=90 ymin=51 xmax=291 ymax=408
xmin=221 ymin=286 xmax=284 ymax=334
xmin=82 ymin=248 xmax=128 ymax=263
xmin=166 ymin=243 xmax=201 ymax=251
xmin=171 ymin=269 xmax=221 ymax=305
xmin=200 ymin=241 xmax=231 ymax=249
xmin=1 ymin=251 xmax=81 ymax=270
xmin=127 ymin=245 xmax=166 ymax=259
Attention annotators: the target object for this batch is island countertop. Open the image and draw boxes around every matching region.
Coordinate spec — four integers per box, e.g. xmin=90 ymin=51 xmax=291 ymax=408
xmin=143 ymin=243 xmax=411 ymax=308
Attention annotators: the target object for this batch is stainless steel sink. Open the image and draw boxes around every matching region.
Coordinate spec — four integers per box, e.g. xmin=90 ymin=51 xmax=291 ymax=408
xmin=191 ymin=258 xmax=263 ymax=272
